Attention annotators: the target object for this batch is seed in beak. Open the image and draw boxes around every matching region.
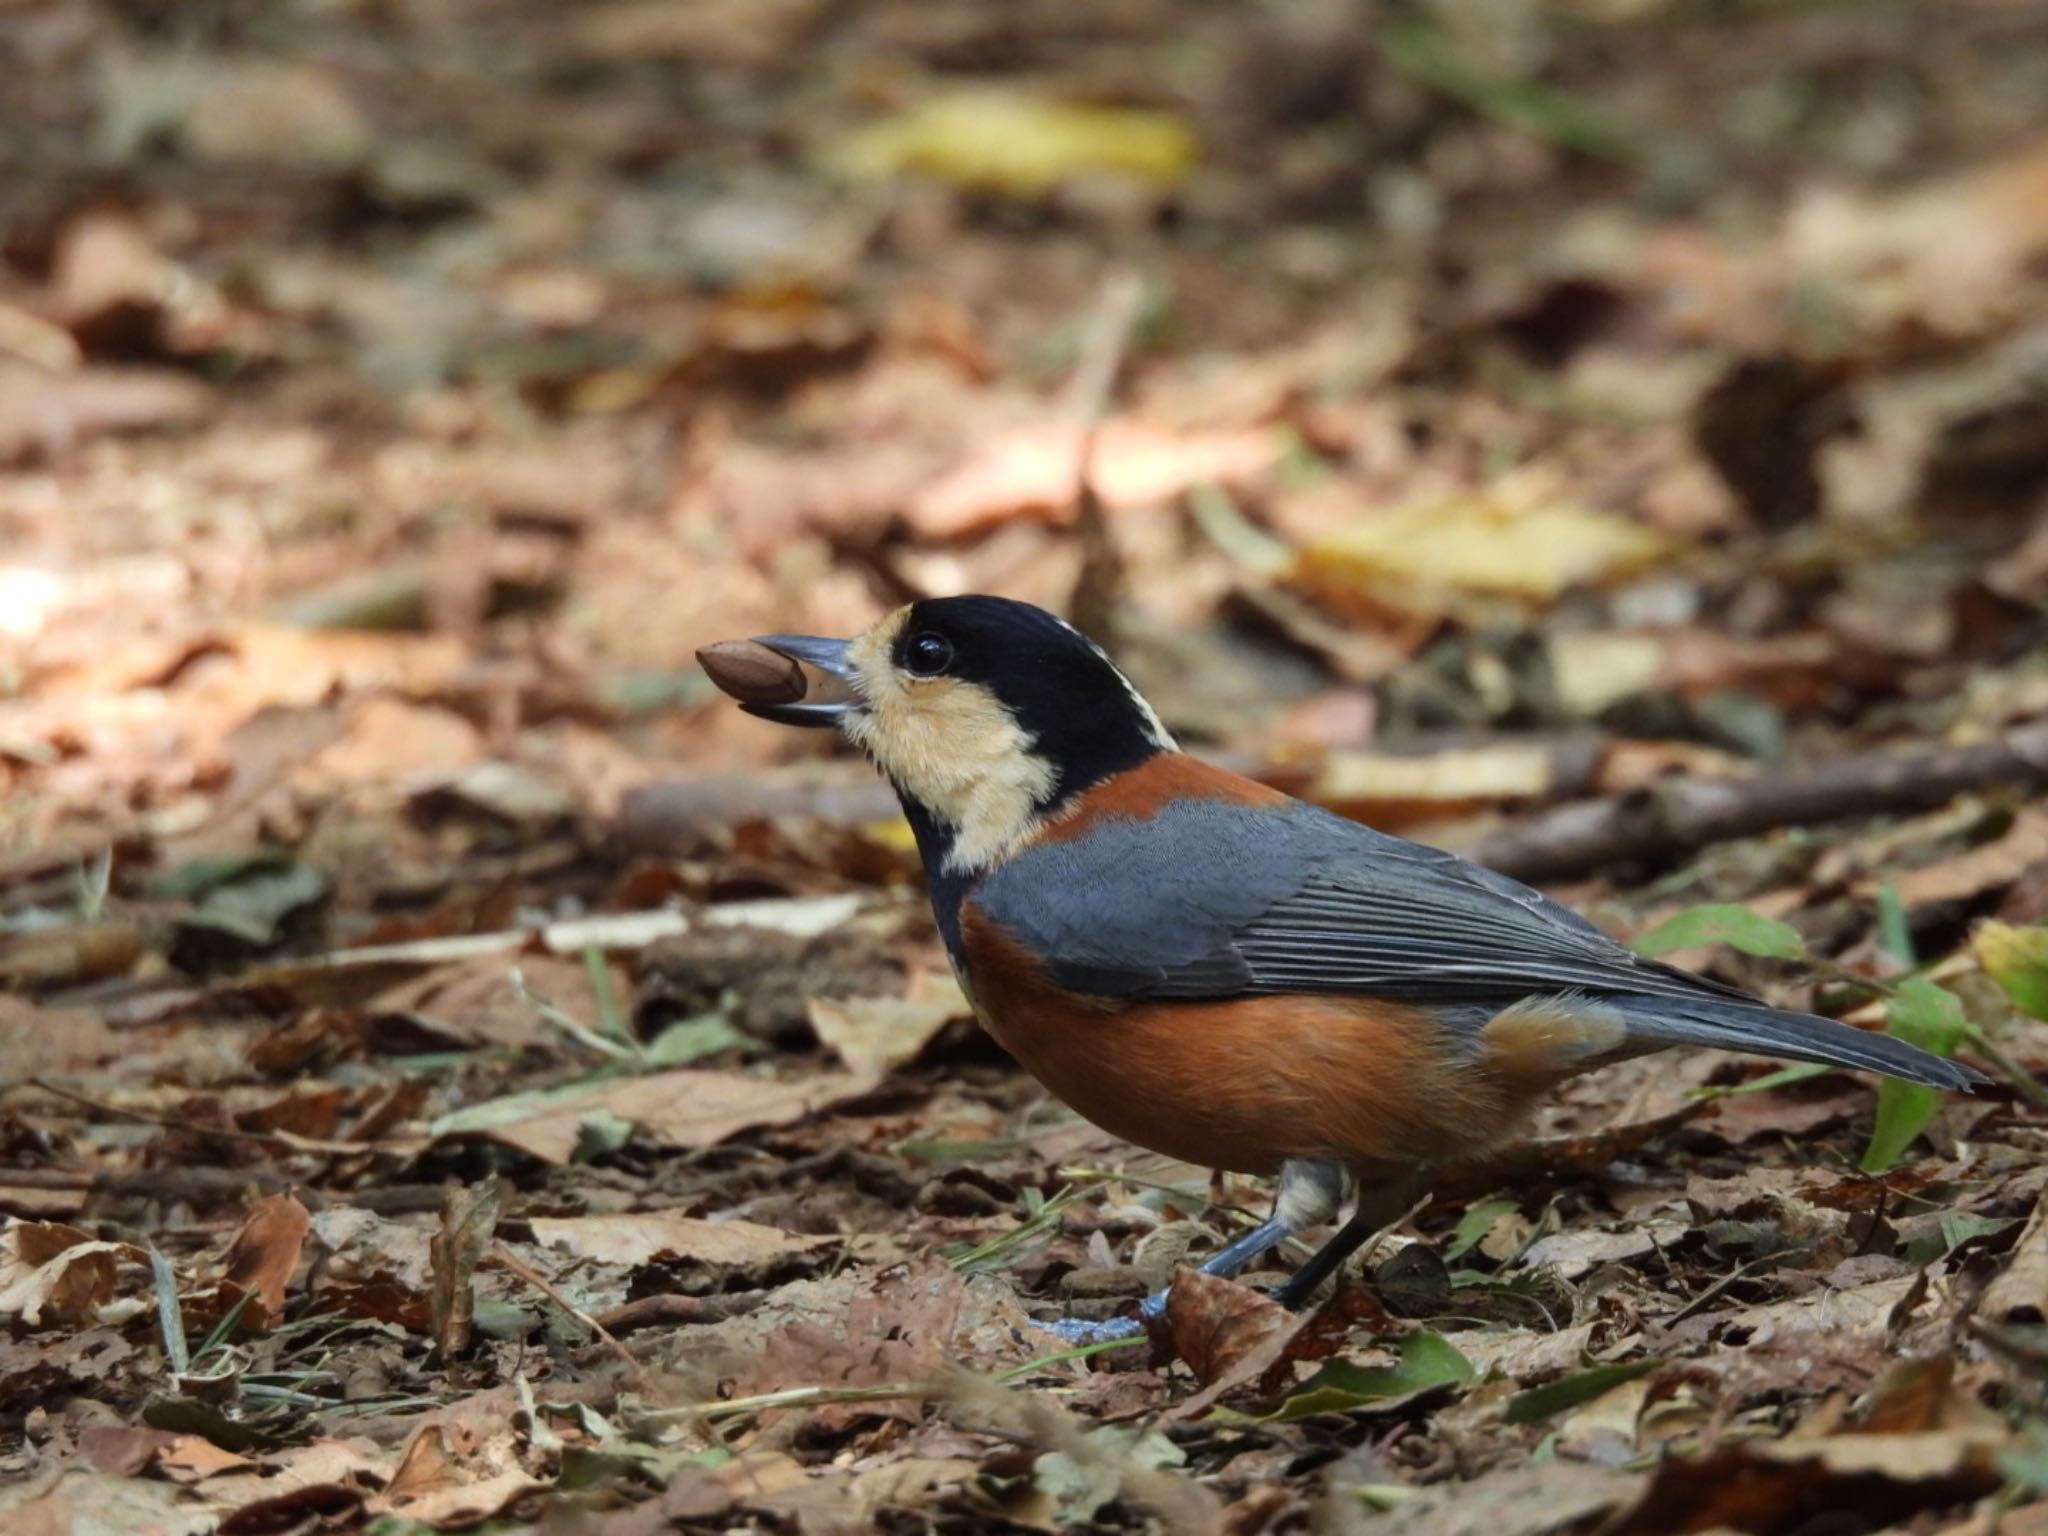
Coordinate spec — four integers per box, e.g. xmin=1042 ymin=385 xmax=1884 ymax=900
xmin=697 ymin=639 xmax=807 ymax=706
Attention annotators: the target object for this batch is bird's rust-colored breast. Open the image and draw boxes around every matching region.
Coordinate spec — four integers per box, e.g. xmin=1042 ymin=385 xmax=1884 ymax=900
xmin=958 ymin=899 xmax=1525 ymax=1175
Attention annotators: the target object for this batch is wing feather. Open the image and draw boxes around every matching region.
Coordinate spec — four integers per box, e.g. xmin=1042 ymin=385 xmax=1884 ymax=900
xmin=969 ymin=797 xmax=1755 ymax=1009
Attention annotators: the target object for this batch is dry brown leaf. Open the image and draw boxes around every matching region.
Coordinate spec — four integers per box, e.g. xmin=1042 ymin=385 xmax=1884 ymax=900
xmin=1607 ymin=1431 xmax=2000 ymax=1536
xmin=807 ymin=974 xmax=969 ymax=1076
xmin=81 ymin=1426 xmax=254 ymax=1483
xmin=0 ymin=300 xmax=80 ymax=372
xmin=1782 ymin=135 xmax=2048 ymax=340
xmin=527 ymin=1212 xmax=834 ymax=1268
xmin=219 ymin=1192 xmax=311 ymax=1328
xmin=848 ymin=1458 xmax=983 ymax=1527
xmin=81 ymin=1426 xmax=188 ymax=1478
xmin=1707 ymin=1273 xmax=1932 ymax=1346
xmin=0 ymin=1464 xmax=209 ymax=1536
xmin=429 ymin=1177 xmax=503 ymax=1362
xmin=310 ymin=1207 xmax=437 ymax=1293
xmin=1694 ymin=1078 xmax=1875 ymax=1144
xmin=1518 ymin=1224 xmax=1687 ymax=1282
xmin=1980 ymin=1193 xmax=2048 ymax=1326
xmin=571 ymin=0 xmax=831 ymax=68
xmin=446 ymin=1065 xmax=882 ymax=1166
xmin=194 ymin=1437 xmax=388 ymax=1518
xmin=1163 ymin=1266 xmax=1299 ymax=1391
xmin=1456 ymin=1322 xmax=1599 ymax=1381
xmin=371 ymin=953 xmax=597 ymax=1052
xmin=156 ymin=1437 xmax=257 ymax=1485
xmin=0 ymin=995 xmax=121 ymax=1079
xmin=0 ymin=1221 xmax=145 ymax=1328
xmin=51 ymin=208 xmax=170 ymax=337
xmin=1320 ymin=1460 xmax=1636 ymax=1536
xmin=0 ymin=362 xmax=213 ymax=464
xmin=1859 ymin=806 xmax=2048 ymax=910
xmin=719 ymin=1262 xmax=1036 ymax=1414
xmin=726 ymin=1263 xmax=964 ymax=1429
xmin=909 ymin=421 xmax=1279 ymax=538
xmin=179 ymin=60 xmax=372 ymax=167
xmin=294 ymin=697 xmax=486 ymax=792
xmin=1555 ymin=1377 xmax=1650 ymax=1465
xmin=0 ymin=922 xmax=144 ymax=991
xmin=376 ymin=1418 xmax=541 ymax=1529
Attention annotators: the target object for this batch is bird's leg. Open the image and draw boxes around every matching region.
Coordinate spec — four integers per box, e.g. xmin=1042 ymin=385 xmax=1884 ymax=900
xmin=1039 ymin=1159 xmax=1346 ymax=1344
xmin=1269 ymin=1166 xmax=1423 ymax=1311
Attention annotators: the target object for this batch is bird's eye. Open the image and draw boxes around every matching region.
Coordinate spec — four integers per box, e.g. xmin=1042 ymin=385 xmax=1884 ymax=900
xmin=904 ymin=632 xmax=953 ymax=677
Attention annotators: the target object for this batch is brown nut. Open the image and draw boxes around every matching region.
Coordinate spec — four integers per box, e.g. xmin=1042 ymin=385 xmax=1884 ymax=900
xmin=697 ymin=639 xmax=807 ymax=705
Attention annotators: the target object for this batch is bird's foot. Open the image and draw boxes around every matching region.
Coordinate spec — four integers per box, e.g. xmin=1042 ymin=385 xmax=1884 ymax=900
xmin=1035 ymin=1286 xmax=1173 ymax=1345
xmin=1036 ymin=1312 xmax=1147 ymax=1345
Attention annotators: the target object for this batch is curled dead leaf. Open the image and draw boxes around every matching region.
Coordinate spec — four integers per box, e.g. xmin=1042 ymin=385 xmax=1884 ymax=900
xmin=377 ymin=1417 xmax=542 ymax=1529
xmin=218 ymin=1192 xmax=311 ymax=1331
xmin=0 ymin=1222 xmax=148 ymax=1328
xmin=1163 ymin=1266 xmax=1299 ymax=1391
xmin=429 ymin=1178 xmax=504 ymax=1362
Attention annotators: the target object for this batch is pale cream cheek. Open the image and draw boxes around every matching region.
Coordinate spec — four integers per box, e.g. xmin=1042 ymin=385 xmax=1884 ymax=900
xmin=842 ymin=661 xmax=1054 ymax=873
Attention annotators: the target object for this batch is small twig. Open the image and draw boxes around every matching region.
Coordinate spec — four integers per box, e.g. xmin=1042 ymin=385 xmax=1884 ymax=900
xmin=26 ymin=1078 xmax=290 ymax=1147
xmin=1357 ymin=1192 xmax=1436 ymax=1274
xmin=999 ymin=1335 xmax=1151 ymax=1380
xmin=638 ymin=1379 xmax=934 ymax=1425
xmin=0 ymin=1164 xmax=448 ymax=1214
xmin=487 ymin=1243 xmax=658 ymax=1401
xmin=595 ymin=1290 xmax=769 ymax=1337
xmin=509 ymin=966 xmax=637 ymax=1062
xmin=1064 ymin=271 xmax=1145 ymax=647
xmin=1467 ymin=717 xmax=2048 ymax=882
xmin=948 ymin=1183 xmax=1087 ymax=1273
xmin=1661 ymin=1247 xmax=1807 ymax=1328
xmin=622 ymin=719 xmax=2048 ymax=888
xmin=1962 ymin=1033 xmax=2048 ymax=1110
xmin=490 ymin=1242 xmax=726 ymax=1452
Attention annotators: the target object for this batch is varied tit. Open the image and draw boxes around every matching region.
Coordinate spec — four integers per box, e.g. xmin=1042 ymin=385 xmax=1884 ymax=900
xmin=724 ymin=595 xmax=1983 ymax=1342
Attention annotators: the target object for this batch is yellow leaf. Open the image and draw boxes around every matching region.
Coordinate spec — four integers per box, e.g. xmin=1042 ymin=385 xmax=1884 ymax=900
xmin=1975 ymin=920 xmax=2048 ymax=1020
xmin=831 ymin=92 xmax=1196 ymax=199
xmin=1296 ymin=498 xmax=1669 ymax=611
xmin=863 ymin=816 xmax=920 ymax=855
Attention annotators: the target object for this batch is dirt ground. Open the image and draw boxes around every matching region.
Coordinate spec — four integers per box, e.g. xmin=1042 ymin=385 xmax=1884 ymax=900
xmin=3 ymin=1 xmax=2048 ymax=1532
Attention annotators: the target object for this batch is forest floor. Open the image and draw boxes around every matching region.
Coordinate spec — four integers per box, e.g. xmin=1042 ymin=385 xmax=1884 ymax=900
xmin=3 ymin=1 xmax=2048 ymax=1532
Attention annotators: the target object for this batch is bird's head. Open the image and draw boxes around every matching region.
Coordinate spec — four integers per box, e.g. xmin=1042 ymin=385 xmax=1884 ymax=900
xmin=746 ymin=596 xmax=1175 ymax=875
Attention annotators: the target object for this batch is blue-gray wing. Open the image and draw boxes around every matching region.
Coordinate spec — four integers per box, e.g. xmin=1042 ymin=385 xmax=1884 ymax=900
xmin=968 ymin=798 xmax=1756 ymax=1007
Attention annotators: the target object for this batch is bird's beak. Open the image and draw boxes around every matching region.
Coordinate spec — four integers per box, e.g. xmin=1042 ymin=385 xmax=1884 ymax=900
xmin=744 ymin=634 xmax=864 ymax=727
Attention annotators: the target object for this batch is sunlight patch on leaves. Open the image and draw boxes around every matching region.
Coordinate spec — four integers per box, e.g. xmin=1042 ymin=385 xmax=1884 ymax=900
xmin=831 ymin=93 xmax=1196 ymax=200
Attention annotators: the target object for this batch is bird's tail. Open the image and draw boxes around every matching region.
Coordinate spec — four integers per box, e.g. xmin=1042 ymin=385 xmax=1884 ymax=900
xmin=1624 ymin=997 xmax=1986 ymax=1092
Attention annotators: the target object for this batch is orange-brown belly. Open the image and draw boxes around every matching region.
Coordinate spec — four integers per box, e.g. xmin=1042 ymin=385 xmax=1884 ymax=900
xmin=975 ymin=983 xmax=1520 ymax=1176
